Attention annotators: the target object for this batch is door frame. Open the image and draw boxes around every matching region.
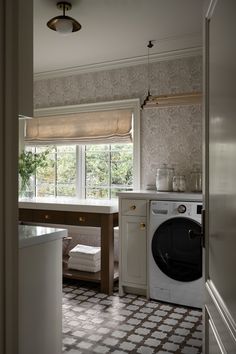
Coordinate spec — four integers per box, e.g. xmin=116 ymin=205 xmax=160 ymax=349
xmin=0 ymin=0 xmax=19 ymax=353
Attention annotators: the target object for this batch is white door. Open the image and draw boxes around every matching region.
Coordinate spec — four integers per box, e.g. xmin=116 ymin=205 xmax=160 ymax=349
xmin=204 ymin=0 xmax=236 ymax=352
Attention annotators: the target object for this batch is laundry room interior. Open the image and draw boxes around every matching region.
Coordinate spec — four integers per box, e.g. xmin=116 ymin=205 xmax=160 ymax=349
xmin=10 ymin=0 xmax=235 ymax=354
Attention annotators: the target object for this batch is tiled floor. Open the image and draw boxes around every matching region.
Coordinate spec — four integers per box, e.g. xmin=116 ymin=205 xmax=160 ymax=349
xmin=62 ymin=281 xmax=202 ymax=354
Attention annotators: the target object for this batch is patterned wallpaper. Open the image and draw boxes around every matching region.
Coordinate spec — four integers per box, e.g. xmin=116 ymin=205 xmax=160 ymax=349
xmin=34 ymin=55 xmax=202 ymax=190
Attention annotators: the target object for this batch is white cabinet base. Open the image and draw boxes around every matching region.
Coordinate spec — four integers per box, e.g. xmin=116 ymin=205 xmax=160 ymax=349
xmin=19 ymin=239 xmax=63 ymax=354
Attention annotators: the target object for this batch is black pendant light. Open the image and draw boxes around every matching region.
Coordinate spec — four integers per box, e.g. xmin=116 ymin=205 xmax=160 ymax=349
xmin=47 ymin=2 xmax=82 ymax=34
xmin=141 ymin=40 xmax=154 ymax=109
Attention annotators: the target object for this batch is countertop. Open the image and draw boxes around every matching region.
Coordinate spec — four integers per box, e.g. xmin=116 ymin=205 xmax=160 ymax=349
xmin=117 ymin=190 xmax=203 ymax=201
xmin=19 ymin=197 xmax=119 ymax=214
xmin=19 ymin=224 xmax=67 ymax=248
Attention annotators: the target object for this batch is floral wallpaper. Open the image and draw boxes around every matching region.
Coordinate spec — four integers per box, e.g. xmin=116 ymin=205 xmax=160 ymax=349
xmin=34 ymin=55 xmax=202 ymax=190
xmin=141 ymin=104 xmax=202 ymax=190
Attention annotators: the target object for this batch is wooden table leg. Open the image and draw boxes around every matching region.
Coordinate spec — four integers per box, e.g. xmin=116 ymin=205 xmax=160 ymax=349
xmin=100 ymin=214 xmax=114 ymax=295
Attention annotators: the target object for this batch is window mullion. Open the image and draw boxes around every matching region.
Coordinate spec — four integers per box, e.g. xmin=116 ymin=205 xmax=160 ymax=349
xmin=77 ymin=145 xmax=85 ymax=199
xmin=81 ymin=146 xmax=86 ymax=199
xmin=55 ymin=147 xmax=57 ymax=197
xmin=109 ymin=145 xmax=111 ymax=199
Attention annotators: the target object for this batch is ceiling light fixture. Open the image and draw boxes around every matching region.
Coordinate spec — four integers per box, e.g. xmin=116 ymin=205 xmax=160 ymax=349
xmin=47 ymin=1 xmax=81 ymax=34
xmin=141 ymin=40 xmax=154 ymax=109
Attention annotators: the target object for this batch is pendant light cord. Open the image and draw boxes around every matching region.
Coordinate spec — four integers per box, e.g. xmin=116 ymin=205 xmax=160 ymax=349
xmin=141 ymin=40 xmax=154 ymax=109
xmin=147 ymin=40 xmax=153 ymax=95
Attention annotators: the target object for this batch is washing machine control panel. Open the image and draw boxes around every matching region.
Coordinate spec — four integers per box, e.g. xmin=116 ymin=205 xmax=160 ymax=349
xmin=151 ymin=201 xmax=202 ymax=222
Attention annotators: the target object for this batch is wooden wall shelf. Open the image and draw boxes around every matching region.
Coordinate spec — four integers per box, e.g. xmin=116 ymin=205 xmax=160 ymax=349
xmin=143 ymin=92 xmax=202 ymax=108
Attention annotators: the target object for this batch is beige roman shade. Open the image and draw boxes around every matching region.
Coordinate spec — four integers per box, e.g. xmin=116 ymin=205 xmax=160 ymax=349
xmin=25 ymin=109 xmax=133 ymax=145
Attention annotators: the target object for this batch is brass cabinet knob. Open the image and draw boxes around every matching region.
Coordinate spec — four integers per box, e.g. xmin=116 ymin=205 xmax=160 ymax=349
xmin=140 ymin=222 xmax=146 ymax=230
xmin=130 ymin=205 xmax=136 ymax=210
xmin=45 ymin=214 xmax=50 ymax=219
xmin=79 ymin=216 xmax=85 ymax=222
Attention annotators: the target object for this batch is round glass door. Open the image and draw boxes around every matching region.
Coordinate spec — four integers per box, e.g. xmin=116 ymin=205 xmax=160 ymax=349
xmin=152 ymin=217 xmax=202 ymax=282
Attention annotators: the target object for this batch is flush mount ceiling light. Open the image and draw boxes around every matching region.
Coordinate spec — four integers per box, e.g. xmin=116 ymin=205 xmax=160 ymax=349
xmin=141 ymin=40 xmax=154 ymax=109
xmin=47 ymin=1 xmax=81 ymax=34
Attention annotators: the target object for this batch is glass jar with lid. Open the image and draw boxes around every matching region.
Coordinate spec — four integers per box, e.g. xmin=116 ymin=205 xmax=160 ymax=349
xmin=156 ymin=164 xmax=174 ymax=191
xmin=190 ymin=165 xmax=202 ymax=192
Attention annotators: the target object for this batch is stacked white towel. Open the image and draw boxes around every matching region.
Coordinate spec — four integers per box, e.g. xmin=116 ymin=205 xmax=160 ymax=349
xmin=68 ymin=244 xmax=101 ymax=272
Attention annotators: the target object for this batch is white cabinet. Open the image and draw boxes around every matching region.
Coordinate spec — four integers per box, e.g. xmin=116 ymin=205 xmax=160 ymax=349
xmin=119 ymin=199 xmax=147 ymax=296
xmin=19 ymin=226 xmax=66 ymax=354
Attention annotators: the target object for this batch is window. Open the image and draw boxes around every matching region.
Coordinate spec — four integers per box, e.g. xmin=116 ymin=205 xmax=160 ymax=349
xmin=26 ymin=143 xmax=133 ymax=199
xmin=26 ymin=145 xmax=77 ymax=197
xmin=85 ymin=144 xmax=133 ymax=199
xmin=24 ymin=99 xmax=140 ymax=199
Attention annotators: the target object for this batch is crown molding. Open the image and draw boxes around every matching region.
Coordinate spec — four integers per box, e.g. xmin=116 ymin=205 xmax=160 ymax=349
xmin=34 ymin=46 xmax=202 ymax=81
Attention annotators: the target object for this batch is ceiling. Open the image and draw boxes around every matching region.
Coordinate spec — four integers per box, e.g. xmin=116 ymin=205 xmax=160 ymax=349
xmin=34 ymin=0 xmax=203 ymax=76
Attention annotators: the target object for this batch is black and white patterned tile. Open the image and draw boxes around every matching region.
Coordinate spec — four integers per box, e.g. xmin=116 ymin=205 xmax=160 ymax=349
xmin=62 ymin=281 xmax=202 ymax=354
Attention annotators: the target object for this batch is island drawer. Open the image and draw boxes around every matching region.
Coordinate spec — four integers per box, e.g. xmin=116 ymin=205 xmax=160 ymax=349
xmin=65 ymin=211 xmax=101 ymax=227
xmin=32 ymin=210 xmax=66 ymax=224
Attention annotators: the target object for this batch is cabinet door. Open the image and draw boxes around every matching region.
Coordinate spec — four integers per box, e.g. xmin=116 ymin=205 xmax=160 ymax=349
xmin=121 ymin=216 xmax=146 ymax=286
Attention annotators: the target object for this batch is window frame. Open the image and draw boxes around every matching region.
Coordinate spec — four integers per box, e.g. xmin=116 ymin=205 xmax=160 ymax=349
xmin=31 ymin=99 xmax=141 ymax=194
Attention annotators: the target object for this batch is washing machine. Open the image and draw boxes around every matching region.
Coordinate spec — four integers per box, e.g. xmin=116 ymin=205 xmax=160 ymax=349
xmin=149 ymin=199 xmax=203 ymax=308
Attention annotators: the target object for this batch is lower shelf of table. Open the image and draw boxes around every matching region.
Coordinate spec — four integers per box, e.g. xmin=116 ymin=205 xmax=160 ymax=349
xmin=63 ymin=257 xmax=119 ymax=283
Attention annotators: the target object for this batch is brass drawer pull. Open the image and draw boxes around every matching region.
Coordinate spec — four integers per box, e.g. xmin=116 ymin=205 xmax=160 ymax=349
xmin=45 ymin=214 xmax=50 ymax=220
xmin=140 ymin=223 xmax=146 ymax=230
xmin=79 ymin=216 xmax=85 ymax=222
xmin=130 ymin=205 xmax=136 ymax=210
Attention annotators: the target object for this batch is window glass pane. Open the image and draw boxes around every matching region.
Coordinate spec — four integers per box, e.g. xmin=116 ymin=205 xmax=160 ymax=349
xmin=36 ymin=153 xmax=55 ymax=183
xmin=26 ymin=144 xmax=77 ymax=198
xmin=111 ymin=147 xmax=133 ymax=187
xmin=36 ymin=183 xmax=55 ymax=197
xmin=56 ymin=146 xmax=76 ymax=196
xmin=57 ymin=184 xmax=76 ymax=197
xmin=85 ymin=150 xmax=109 ymax=187
xmin=86 ymin=188 xmax=109 ymax=199
xmin=57 ymin=152 xmax=76 ymax=184
xmin=85 ymin=143 xmax=133 ymax=199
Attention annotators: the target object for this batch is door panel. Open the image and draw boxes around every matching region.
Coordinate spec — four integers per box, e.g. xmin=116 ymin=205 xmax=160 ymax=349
xmin=208 ymin=0 xmax=236 ymax=320
xmin=205 ymin=0 xmax=236 ymax=352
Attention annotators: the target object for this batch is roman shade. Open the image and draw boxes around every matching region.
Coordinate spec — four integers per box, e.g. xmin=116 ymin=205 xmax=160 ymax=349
xmin=25 ymin=109 xmax=133 ymax=145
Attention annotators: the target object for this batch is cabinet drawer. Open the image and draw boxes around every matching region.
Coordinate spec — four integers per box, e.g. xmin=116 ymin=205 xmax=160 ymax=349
xmin=65 ymin=212 xmax=100 ymax=227
xmin=32 ymin=210 xmax=65 ymax=224
xmin=121 ymin=199 xmax=147 ymax=216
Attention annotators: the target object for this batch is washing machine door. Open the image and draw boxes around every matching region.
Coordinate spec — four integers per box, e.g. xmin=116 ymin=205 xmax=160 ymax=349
xmin=152 ymin=217 xmax=202 ymax=282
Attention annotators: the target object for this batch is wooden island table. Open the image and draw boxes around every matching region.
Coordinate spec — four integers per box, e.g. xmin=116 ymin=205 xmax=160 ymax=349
xmin=19 ymin=197 xmax=119 ymax=295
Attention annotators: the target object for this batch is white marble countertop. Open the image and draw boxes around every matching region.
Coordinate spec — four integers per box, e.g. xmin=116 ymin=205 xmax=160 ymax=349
xmin=19 ymin=224 xmax=67 ymax=248
xmin=19 ymin=197 xmax=119 ymax=214
xmin=117 ymin=190 xmax=203 ymax=201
